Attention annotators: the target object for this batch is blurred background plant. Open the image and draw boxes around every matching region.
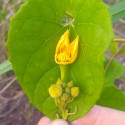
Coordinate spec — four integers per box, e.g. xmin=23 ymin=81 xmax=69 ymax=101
xmin=0 ymin=0 xmax=125 ymax=125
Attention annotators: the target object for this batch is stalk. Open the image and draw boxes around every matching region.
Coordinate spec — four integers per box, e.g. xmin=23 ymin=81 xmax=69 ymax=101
xmin=59 ymin=65 xmax=69 ymax=83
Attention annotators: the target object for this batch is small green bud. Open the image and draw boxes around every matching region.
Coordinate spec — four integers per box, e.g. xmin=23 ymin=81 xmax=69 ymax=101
xmin=56 ymin=78 xmax=63 ymax=86
xmin=61 ymin=93 xmax=69 ymax=101
xmin=62 ymin=83 xmax=67 ymax=88
xmin=71 ymin=87 xmax=79 ymax=97
xmin=65 ymin=87 xmax=70 ymax=94
xmin=49 ymin=84 xmax=62 ymax=98
xmin=67 ymin=81 xmax=73 ymax=88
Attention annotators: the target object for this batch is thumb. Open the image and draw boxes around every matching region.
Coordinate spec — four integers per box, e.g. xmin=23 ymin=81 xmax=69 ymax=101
xmin=38 ymin=117 xmax=69 ymax=125
xmin=38 ymin=116 xmax=51 ymax=125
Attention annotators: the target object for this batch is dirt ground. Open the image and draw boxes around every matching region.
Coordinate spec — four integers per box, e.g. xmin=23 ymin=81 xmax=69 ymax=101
xmin=0 ymin=0 xmax=125 ymax=125
xmin=0 ymin=76 xmax=43 ymax=125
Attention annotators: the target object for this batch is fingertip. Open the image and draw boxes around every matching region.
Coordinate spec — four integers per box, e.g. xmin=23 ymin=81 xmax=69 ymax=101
xmin=38 ymin=116 xmax=51 ymax=125
xmin=51 ymin=119 xmax=69 ymax=125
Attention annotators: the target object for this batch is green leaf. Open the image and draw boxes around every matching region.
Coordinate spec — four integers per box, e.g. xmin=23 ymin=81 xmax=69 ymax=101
xmin=7 ymin=0 xmax=114 ymax=121
xmin=0 ymin=9 xmax=4 ymax=21
xmin=119 ymin=47 xmax=125 ymax=55
xmin=110 ymin=42 xmax=118 ymax=54
xmin=97 ymin=86 xmax=125 ymax=111
xmin=110 ymin=0 xmax=125 ymax=22
xmin=0 ymin=60 xmax=12 ymax=75
xmin=109 ymin=36 xmax=119 ymax=54
xmin=22 ymin=0 xmax=27 ymax=3
xmin=105 ymin=60 xmax=124 ymax=86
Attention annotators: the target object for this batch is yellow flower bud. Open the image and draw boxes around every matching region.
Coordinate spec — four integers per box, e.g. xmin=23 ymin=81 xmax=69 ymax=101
xmin=55 ymin=29 xmax=79 ymax=65
xmin=61 ymin=93 xmax=69 ymax=101
xmin=65 ymin=87 xmax=70 ymax=94
xmin=67 ymin=81 xmax=73 ymax=88
xmin=71 ymin=87 xmax=79 ymax=97
xmin=56 ymin=78 xmax=63 ymax=86
xmin=62 ymin=82 xmax=67 ymax=88
xmin=49 ymin=84 xmax=62 ymax=98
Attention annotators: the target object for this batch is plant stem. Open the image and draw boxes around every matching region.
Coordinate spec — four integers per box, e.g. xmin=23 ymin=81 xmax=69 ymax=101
xmin=105 ymin=43 xmax=125 ymax=71
xmin=59 ymin=65 xmax=69 ymax=83
xmin=61 ymin=106 xmax=67 ymax=120
xmin=113 ymin=39 xmax=125 ymax=43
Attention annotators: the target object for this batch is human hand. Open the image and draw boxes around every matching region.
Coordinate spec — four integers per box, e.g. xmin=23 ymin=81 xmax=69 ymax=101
xmin=38 ymin=105 xmax=125 ymax=125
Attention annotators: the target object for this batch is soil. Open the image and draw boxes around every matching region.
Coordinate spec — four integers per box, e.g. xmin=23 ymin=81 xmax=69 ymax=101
xmin=0 ymin=76 xmax=43 ymax=125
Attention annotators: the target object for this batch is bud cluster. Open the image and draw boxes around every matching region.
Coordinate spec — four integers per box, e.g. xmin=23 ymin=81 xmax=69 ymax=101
xmin=49 ymin=79 xmax=79 ymax=100
xmin=48 ymin=78 xmax=79 ymax=119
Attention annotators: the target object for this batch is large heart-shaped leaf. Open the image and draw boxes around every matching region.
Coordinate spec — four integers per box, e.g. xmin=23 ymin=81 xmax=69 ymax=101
xmin=97 ymin=86 xmax=125 ymax=111
xmin=7 ymin=0 xmax=114 ymax=121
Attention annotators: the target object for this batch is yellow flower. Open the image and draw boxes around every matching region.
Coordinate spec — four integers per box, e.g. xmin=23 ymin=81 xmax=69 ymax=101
xmin=55 ymin=30 xmax=79 ymax=65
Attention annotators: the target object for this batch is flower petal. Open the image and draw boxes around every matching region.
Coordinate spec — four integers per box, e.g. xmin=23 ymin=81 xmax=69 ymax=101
xmin=56 ymin=30 xmax=70 ymax=54
xmin=70 ymin=36 xmax=79 ymax=63
xmin=55 ymin=30 xmax=70 ymax=64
